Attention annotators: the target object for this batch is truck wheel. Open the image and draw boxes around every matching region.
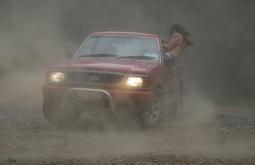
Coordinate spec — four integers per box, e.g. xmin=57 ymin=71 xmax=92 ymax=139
xmin=139 ymin=89 xmax=165 ymax=128
xmin=43 ymin=99 xmax=80 ymax=127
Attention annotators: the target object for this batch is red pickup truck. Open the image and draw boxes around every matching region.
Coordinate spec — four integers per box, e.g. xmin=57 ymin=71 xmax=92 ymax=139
xmin=42 ymin=32 xmax=183 ymax=128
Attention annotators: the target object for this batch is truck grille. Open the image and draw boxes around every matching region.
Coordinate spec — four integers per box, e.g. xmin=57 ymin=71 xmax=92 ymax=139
xmin=67 ymin=71 xmax=124 ymax=85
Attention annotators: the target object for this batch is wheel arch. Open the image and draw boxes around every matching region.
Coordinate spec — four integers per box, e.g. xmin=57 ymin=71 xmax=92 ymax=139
xmin=153 ymin=84 xmax=165 ymax=95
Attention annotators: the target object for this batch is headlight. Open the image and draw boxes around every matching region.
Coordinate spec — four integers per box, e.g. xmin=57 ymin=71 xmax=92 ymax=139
xmin=49 ymin=72 xmax=65 ymax=83
xmin=126 ymin=77 xmax=143 ymax=87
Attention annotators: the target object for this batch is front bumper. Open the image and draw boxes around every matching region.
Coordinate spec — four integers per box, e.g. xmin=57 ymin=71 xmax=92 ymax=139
xmin=43 ymin=85 xmax=154 ymax=115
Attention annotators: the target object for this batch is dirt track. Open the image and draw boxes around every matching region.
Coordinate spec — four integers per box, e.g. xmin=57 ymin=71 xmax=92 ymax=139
xmin=0 ymin=101 xmax=255 ymax=164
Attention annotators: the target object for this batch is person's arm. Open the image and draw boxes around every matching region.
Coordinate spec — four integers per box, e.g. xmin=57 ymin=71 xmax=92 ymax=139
xmin=163 ymin=53 xmax=176 ymax=66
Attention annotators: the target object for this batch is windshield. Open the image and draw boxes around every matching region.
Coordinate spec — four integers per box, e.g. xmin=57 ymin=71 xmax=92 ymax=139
xmin=75 ymin=35 xmax=160 ymax=60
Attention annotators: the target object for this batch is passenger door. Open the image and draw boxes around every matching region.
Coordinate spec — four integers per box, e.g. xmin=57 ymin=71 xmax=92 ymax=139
xmin=162 ymin=54 xmax=183 ymax=105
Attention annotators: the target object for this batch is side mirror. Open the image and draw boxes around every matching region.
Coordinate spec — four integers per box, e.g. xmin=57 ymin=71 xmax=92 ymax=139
xmin=163 ymin=54 xmax=175 ymax=66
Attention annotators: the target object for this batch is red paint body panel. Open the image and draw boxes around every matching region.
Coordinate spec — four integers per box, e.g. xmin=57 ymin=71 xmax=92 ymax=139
xmin=50 ymin=58 xmax=161 ymax=75
xmin=90 ymin=31 xmax=160 ymax=39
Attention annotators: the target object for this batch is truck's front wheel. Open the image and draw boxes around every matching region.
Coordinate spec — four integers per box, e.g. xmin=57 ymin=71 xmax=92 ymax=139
xmin=139 ymin=89 xmax=164 ymax=128
xmin=43 ymin=98 xmax=80 ymax=127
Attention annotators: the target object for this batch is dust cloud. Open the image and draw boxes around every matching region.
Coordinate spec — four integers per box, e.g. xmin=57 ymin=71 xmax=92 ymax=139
xmin=0 ymin=1 xmax=68 ymax=104
xmin=1 ymin=0 xmax=254 ymax=103
xmin=175 ymin=89 xmax=218 ymax=155
xmin=0 ymin=0 xmax=254 ymax=161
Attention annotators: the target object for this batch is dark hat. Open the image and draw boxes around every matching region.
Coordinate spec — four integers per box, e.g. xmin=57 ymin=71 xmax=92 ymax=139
xmin=169 ymin=24 xmax=194 ymax=47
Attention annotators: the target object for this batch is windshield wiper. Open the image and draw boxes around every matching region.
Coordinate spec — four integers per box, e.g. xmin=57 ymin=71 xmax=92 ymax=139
xmin=117 ymin=55 xmax=157 ymax=60
xmin=79 ymin=53 xmax=117 ymax=58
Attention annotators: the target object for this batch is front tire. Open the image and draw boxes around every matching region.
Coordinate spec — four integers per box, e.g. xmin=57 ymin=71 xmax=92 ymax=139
xmin=139 ymin=89 xmax=164 ymax=128
xmin=43 ymin=98 xmax=80 ymax=127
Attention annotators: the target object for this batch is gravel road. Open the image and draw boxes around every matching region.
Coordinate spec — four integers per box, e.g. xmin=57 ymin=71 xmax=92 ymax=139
xmin=0 ymin=99 xmax=255 ymax=165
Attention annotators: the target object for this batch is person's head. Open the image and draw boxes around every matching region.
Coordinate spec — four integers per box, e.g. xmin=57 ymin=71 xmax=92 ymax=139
xmin=168 ymin=24 xmax=193 ymax=51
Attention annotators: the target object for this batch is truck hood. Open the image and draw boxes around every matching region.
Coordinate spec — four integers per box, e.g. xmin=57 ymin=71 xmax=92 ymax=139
xmin=51 ymin=57 xmax=160 ymax=74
